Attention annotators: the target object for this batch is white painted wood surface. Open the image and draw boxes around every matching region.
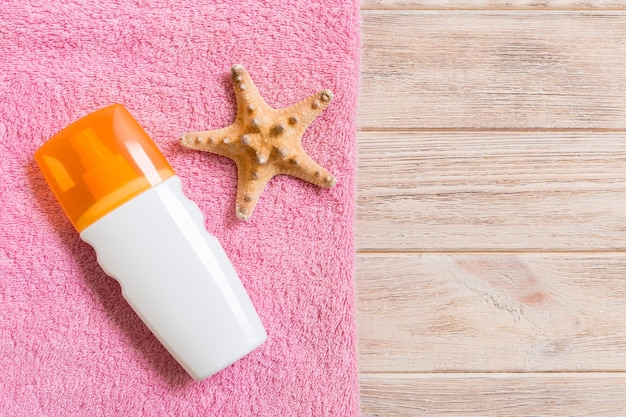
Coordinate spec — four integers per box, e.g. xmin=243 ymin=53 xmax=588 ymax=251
xmin=357 ymin=131 xmax=626 ymax=251
xmin=360 ymin=12 xmax=626 ymax=129
xmin=358 ymin=253 xmax=626 ymax=372
xmin=357 ymin=3 xmax=626 ymax=415
xmin=360 ymin=374 xmax=626 ymax=417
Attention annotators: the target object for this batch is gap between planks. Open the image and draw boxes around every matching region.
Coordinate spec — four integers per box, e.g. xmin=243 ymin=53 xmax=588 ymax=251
xmin=359 ymin=371 xmax=626 ymax=377
xmin=361 ymin=6 xmax=626 ymax=12
xmin=360 ymin=0 xmax=626 ymax=11
xmin=358 ymin=127 xmax=626 ymax=133
xmin=357 ymin=249 xmax=626 ymax=255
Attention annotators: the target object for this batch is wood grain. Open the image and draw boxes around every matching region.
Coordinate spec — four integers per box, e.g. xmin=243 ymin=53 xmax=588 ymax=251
xmin=356 ymin=131 xmax=626 ymax=251
xmin=357 ymin=253 xmax=626 ymax=372
xmin=360 ymin=11 xmax=626 ymax=129
xmin=361 ymin=0 xmax=626 ymax=10
xmin=360 ymin=374 xmax=626 ymax=417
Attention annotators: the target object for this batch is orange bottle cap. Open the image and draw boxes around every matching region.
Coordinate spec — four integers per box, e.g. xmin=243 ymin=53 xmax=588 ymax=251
xmin=35 ymin=104 xmax=175 ymax=232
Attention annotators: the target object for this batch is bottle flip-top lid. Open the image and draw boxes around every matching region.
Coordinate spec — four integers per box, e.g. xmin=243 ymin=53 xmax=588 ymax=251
xmin=35 ymin=104 xmax=175 ymax=232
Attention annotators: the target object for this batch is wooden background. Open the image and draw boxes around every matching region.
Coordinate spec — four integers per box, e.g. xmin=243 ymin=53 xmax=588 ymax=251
xmin=356 ymin=1 xmax=626 ymax=415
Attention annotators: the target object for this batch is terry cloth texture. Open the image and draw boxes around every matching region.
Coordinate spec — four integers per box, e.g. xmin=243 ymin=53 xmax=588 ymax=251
xmin=0 ymin=1 xmax=360 ymax=416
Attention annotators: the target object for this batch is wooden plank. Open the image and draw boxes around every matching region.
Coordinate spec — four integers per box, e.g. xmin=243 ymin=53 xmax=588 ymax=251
xmin=361 ymin=0 xmax=626 ymax=10
xmin=357 ymin=253 xmax=626 ymax=372
xmin=360 ymin=12 xmax=626 ymax=129
xmin=360 ymin=374 xmax=626 ymax=417
xmin=356 ymin=131 xmax=626 ymax=251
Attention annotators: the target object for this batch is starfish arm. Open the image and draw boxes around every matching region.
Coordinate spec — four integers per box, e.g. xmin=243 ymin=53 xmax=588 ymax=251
xmin=179 ymin=124 xmax=243 ymax=158
xmin=230 ymin=64 xmax=270 ymax=117
xmin=277 ymin=151 xmax=336 ymax=189
xmin=234 ymin=162 xmax=275 ymax=220
xmin=279 ymin=89 xmax=334 ymax=131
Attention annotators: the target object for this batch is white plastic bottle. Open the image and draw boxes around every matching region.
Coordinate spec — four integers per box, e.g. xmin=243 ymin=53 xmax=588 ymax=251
xmin=35 ymin=104 xmax=267 ymax=381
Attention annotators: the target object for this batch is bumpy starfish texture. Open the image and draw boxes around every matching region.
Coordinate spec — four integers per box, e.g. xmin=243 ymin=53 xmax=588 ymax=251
xmin=179 ymin=64 xmax=336 ymax=220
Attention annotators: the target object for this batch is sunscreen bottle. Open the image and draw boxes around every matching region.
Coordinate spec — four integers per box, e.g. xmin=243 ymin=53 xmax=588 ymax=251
xmin=35 ymin=104 xmax=266 ymax=380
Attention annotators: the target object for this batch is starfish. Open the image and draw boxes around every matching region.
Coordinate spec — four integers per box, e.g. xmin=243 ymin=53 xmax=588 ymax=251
xmin=179 ymin=64 xmax=336 ymax=220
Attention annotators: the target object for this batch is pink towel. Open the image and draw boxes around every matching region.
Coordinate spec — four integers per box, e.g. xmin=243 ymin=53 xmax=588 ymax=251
xmin=0 ymin=1 xmax=360 ymax=415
